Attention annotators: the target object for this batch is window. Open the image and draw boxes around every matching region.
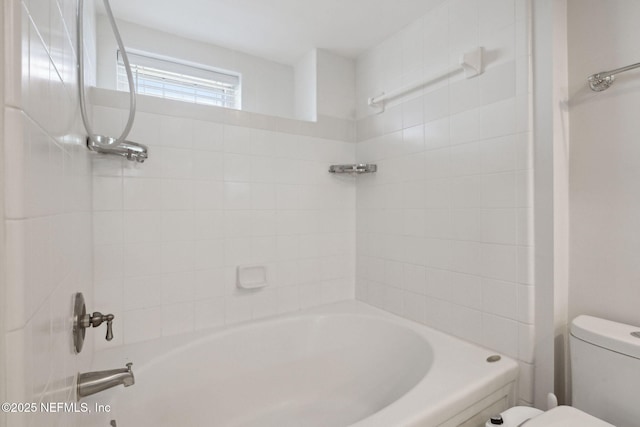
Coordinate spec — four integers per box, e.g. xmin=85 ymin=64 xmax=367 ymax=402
xmin=117 ymin=51 xmax=241 ymax=109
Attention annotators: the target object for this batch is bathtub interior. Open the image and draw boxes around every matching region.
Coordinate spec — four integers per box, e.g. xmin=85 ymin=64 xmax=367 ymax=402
xmin=102 ymin=313 xmax=434 ymax=427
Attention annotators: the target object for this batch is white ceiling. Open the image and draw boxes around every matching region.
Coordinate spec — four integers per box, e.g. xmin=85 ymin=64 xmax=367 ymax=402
xmin=99 ymin=0 xmax=445 ymax=65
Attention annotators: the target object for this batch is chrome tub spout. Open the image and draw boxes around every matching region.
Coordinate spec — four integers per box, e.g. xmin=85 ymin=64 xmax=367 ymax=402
xmin=77 ymin=363 xmax=135 ymax=399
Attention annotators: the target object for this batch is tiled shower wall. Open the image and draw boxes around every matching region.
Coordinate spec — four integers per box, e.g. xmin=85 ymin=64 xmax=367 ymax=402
xmin=2 ymin=0 xmax=96 ymax=426
xmin=90 ymin=90 xmax=356 ymax=349
xmin=354 ymin=0 xmax=535 ymax=404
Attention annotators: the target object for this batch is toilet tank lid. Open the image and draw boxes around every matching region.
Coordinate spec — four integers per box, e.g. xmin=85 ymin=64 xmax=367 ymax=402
xmin=571 ymin=315 xmax=640 ymax=359
xmin=523 ymin=406 xmax=614 ymax=427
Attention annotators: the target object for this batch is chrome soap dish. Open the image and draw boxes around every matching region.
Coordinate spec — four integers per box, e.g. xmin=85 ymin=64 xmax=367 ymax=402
xmin=329 ymin=164 xmax=377 ymax=175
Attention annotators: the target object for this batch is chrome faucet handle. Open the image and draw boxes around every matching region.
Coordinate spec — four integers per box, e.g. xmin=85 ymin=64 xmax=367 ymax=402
xmin=82 ymin=312 xmax=115 ymax=341
xmin=105 ymin=316 xmax=114 ymax=341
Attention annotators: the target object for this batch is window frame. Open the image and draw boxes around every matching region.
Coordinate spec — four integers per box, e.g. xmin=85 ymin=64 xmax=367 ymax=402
xmin=116 ymin=49 xmax=242 ymax=110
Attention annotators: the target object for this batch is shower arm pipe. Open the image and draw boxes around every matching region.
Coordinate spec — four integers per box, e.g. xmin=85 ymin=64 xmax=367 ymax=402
xmin=588 ymin=61 xmax=640 ymax=91
xmin=78 ymin=0 xmax=136 ymax=145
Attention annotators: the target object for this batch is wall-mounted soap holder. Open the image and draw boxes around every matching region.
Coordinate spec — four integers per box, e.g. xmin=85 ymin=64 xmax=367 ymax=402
xmin=329 ymin=164 xmax=377 ymax=175
xmin=237 ymin=265 xmax=269 ymax=290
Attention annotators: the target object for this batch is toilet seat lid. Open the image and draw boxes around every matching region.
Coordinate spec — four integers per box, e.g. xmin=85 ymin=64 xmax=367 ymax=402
xmin=523 ymin=406 xmax=614 ymax=427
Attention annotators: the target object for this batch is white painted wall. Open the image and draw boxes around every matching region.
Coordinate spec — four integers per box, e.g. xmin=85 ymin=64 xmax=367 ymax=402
xmin=96 ymin=16 xmax=296 ymax=119
xmin=2 ymin=0 xmax=96 ymax=425
xmin=355 ymin=0 xmax=535 ymax=404
xmin=567 ymin=1 xmax=640 ymax=327
xmin=317 ymin=49 xmax=356 ymax=120
xmin=89 ymin=89 xmax=356 ymax=348
xmin=294 ymin=49 xmax=317 ymax=121
xmin=294 ymin=48 xmax=356 ymax=122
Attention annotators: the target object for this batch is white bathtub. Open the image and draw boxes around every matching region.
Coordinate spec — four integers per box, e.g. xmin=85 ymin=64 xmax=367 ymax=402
xmin=87 ymin=301 xmax=518 ymax=427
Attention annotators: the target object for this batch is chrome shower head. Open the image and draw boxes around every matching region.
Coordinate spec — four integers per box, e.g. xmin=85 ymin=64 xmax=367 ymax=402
xmin=87 ymin=135 xmax=148 ymax=163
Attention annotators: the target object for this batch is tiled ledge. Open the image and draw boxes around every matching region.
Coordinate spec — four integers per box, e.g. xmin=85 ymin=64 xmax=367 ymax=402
xmin=90 ymin=88 xmax=356 ymax=143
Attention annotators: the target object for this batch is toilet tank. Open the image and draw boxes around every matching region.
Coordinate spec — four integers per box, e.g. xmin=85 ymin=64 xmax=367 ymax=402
xmin=570 ymin=315 xmax=640 ymax=427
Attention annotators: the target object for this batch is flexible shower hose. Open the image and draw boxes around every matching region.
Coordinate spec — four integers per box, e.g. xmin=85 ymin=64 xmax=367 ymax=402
xmin=77 ymin=0 xmax=136 ymax=145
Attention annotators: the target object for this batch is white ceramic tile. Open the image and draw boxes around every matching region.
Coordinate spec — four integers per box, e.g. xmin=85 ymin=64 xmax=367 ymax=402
xmin=480 ymin=243 xmax=518 ymax=282
xmin=161 ymin=179 xmax=194 ymax=210
xmin=160 ymin=116 xmax=193 ymax=148
xmin=517 ymin=245 xmax=534 ymax=285
xmin=482 ymin=278 xmax=518 ymax=320
xmin=450 ymin=109 xmax=479 ymax=146
xmin=93 ymin=244 xmax=123 ymax=281
xmin=127 ymin=112 xmax=162 ymax=146
xmin=517 ymin=284 xmax=534 ymax=324
xmin=93 ymin=177 xmax=122 ymax=211
xmin=450 ymin=272 xmax=482 ymax=309
xmin=424 ymin=148 xmax=451 ymax=180
xmin=480 ymin=24 xmax=516 ymax=69
xmin=224 ymin=125 xmax=253 ymax=154
xmin=449 ymin=142 xmax=481 ymax=177
xmin=223 ymin=182 xmax=251 ymax=210
xmin=161 ymin=241 xmax=195 ymax=273
xmin=479 ymin=61 xmax=516 ymax=105
xmin=449 ymin=77 xmax=479 ymax=115
xmin=194 ymin=298 xmax=225 ymax=330
xmin=162 ymin=302 xmax=194 ymax=336
xmin=194 ymin=268 xmax=226 ymax=299
xmin=480 ymin=208 xmax=517 ymax=244
xmin=194 ymin=211 xmax=224 ymax=240
xmin=449 ymin=304 xmax=483 ymax=345
xmin=123 ymin=307 xmax=162 ymax=343
xmin=423 ymin=117 xmax=450 ymax=150
xmin=402 ymin=124 xmax=425 ymax=154
xmin=448 ymin=0 xmax=479 ymax=55
xmin=225 ymin=294 xmax=252 ymax=324
xmin=194 ymin=239 xmax=225 ymax=270
xmin=123 ymin=243 xmax=162 ymax=278
xmin=482 ymin=172 xmax=517 ymax=208
xmin=123 ymin=211 xmax=162 ymax=243
xmin=93 ymin=211 xmax=123 ymax=245
xmin=451 ymin=208 xmax=480 ymax=241
xmin=123 ymin=178 xmax=162 ymax=211
xmin=224 ymin=153 xmax=253 ymax=182
xmin=161 ymin=271 xmax=195 ymax=304
xmin=402 ymin=95 xmax=424 ymax=129
xmin=276 ymin=286 xmax=300 ymax=313
xmin=192 ymin=120 xmax=224 ymax=152
xmin=160 ymin=148 xmax=193 ymax=178
xmin=482 ymin=313 xmax=518 ymax=358
xmin=123 ymin=275 xmax=162 ymax=310
xmin=161 ymin=211 xmax=195 ymax=241
xmin=251 ymin=156 xmax=275 ymax=183
xmin=450 ymin=241 xmax=481 ymax=276
xmin=193 ymin=181 xmax=224 ymax=210
xmin=251 ymin=183 xmax=276 ymax=210
xmin=224 ymin=237 xmax=253 ymax=267
xmin=351 ymin=0 xmax=533 ymax=405
xmin=479 ymin=0 xmax=515 ymax=38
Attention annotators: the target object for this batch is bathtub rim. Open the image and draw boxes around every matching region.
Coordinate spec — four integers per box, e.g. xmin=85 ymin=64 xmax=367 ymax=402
xmin=89 ymin=300 xmax=519 ymax=427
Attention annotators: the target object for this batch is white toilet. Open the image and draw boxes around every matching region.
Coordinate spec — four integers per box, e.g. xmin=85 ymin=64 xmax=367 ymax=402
xmin=488 ymin=315 xmax=640 ymax=426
